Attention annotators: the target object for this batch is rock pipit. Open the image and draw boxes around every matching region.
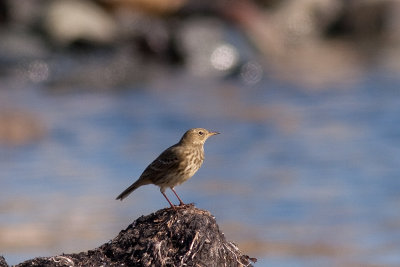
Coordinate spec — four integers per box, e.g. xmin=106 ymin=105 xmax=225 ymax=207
xmin=116 ymin=128 xmax=219 ymax=208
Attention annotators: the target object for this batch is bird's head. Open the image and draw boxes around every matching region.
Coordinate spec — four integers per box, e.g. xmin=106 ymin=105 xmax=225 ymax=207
xmin=180 ymin=128 xmax=219 ymax=146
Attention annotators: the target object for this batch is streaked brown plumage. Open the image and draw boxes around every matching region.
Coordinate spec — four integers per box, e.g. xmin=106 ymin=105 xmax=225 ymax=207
xmin=116 ymin=128 xmax=219 ymax=208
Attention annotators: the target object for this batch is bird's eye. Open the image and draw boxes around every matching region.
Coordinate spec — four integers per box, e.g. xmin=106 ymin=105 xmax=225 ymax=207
xmin=198 ymin=131 xmax=204 ymax=136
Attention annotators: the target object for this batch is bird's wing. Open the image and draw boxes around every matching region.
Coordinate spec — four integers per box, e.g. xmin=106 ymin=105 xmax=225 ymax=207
xmin=139 ymin=145 xmax=182 ymax=181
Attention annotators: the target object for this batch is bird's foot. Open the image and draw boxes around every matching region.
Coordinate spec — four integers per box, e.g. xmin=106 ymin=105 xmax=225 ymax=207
xmin=178 ymin=203 xmax=195 ymax=209
xmin=166 ymin=205 xmax=177 ymax=211
xmin=165 ymin=203 xmax=195 ymax=211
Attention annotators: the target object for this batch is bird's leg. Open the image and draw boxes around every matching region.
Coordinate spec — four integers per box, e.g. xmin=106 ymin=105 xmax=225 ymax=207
xmin=161 ymin=191 xmax=176 ymax=209
xmin=171 ymin=187 xmax=185 ymax=206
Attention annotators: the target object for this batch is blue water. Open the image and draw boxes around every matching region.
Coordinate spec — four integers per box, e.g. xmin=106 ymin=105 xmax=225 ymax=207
xmin=1 ymin=69 xmax=400 ymax=266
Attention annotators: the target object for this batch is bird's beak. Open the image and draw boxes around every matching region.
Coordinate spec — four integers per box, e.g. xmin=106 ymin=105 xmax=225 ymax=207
xmin=209 ymin=131 xmax=220 ymax=136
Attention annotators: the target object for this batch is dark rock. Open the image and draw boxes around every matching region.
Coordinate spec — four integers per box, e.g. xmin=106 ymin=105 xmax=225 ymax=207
xmin=13 ymin=205 xmax=256 ymax=266
xmin=0 ymin=256 xmax=8 ymax=267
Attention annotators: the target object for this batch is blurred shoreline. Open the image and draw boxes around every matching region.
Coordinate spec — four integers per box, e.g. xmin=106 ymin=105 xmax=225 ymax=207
xmin=1 ymin=0 xmax=400 ymax=93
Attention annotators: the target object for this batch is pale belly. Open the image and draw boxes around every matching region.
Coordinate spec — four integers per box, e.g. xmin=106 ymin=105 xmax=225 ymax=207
xmin=163 ymin=162 xmax=202 ymax=188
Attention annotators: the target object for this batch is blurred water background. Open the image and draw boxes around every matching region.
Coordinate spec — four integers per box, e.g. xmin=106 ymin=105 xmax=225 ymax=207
xmin=1 ymin=0 xmax=400 ymax=266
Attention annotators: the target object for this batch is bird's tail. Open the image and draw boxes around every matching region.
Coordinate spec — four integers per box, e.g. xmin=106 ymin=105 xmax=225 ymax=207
xmin=116 ymin=179 xmax=149 ymax=201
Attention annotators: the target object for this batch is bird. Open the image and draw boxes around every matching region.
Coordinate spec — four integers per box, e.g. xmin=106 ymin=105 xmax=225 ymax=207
xmin=116 ymin=128 xmax=219 ymax=208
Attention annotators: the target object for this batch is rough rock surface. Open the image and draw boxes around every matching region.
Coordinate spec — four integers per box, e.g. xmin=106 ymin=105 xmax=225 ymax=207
xmin=7 ymin=204 xmax=256 ymax=266
xmin=0 ymin=256 xmax=7 ymax=267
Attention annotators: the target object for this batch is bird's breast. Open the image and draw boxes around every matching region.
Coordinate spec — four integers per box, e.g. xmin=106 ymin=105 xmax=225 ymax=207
xmin=181 ymin=147 xmax=204 ymax=177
